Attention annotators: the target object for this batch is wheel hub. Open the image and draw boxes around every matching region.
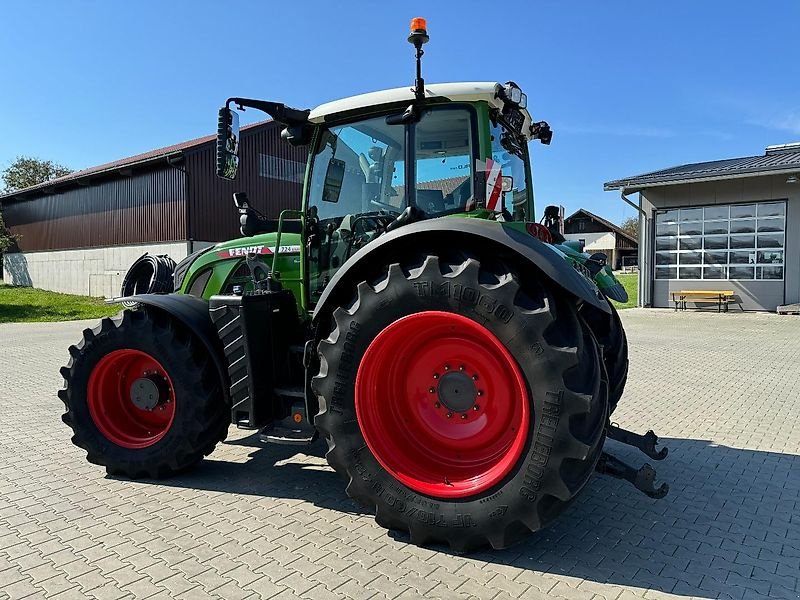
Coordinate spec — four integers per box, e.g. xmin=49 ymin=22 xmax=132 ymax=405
xmin=436 ymin=371 xmax=477 ymax=413
xmin=129 ymin=375 xmax=168 ymax=411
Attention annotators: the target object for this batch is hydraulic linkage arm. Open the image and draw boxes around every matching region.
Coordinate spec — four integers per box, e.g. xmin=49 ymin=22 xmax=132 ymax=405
xmin=596 ymin=424 xmax=670 ymax=499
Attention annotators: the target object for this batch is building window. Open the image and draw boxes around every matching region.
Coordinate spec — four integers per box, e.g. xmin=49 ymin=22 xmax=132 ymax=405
xmin=258 ymin=154 xmax=305 ymax=183
xmin=654 ymin=201 xmax=785 ymax=281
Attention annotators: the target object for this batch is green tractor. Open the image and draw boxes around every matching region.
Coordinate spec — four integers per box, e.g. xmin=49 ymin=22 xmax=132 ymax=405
xmin=60 ymin=18 xmax=667 ymax=551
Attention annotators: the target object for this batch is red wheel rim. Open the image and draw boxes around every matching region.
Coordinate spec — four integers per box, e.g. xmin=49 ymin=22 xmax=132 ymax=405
xmin=86 ymin=349 xmax=176 ymax=449
xmin=355 ymin=311 xmax=530 ymax=498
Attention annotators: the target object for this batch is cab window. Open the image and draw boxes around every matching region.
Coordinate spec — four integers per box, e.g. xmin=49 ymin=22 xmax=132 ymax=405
xmin=307 ymin=116 xmax=405 ymax=301
xmin=490 ymin=118 xmax=531 ymax=220
xmin=415 ymin=107 xmax=475 ymax=216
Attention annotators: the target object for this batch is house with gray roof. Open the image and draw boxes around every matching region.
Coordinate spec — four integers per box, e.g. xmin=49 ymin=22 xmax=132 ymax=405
xmin=605 ymin=143 xmax=800 ymax=311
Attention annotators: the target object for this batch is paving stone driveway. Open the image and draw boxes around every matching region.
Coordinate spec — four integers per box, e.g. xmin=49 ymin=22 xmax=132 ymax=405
xmin=0 ymin=309 xmax=799 ymax=599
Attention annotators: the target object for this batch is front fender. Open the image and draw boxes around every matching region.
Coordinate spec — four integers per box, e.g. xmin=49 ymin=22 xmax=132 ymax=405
xmin=312 ymin=218 xmax=610 ymax=322
xmin=126 ymin=293 xmax=230 ymax=403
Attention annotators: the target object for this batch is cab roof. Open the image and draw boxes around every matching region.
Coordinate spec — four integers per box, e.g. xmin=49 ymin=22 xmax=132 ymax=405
xmin=308 ymin=82 xmax=534 ymax=138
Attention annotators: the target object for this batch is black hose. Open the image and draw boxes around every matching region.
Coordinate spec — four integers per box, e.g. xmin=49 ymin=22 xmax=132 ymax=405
xmin=120 ymin=253 xmax=176 ymax=307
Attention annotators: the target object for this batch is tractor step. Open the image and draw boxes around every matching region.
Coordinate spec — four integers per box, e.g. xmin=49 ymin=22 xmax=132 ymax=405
xmin=274 ymin=387 xmax=305 ymax=399
xmin=596 ymin=452 xmax=669 ymax=499
xmin=259 ymin=425 xmax=316 ymax=446
xmin=259 ymin=400 xmax=316 ymax=446
xmin=607 ymin=424 xmax=668 ymax=460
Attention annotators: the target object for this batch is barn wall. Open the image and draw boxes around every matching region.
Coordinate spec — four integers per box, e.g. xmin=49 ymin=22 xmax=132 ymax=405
xmin=184 ymin=122 xmax=306 ymax=242
xmin=2 ymin=166 xmax=187 ymax=252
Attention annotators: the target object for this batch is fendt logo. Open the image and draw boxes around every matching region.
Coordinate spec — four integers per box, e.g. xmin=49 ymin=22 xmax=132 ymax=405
xmin=216 ymin=245 xmax=301 ymax=259
xmin=217 ymin=245 xmax=271 ymax=258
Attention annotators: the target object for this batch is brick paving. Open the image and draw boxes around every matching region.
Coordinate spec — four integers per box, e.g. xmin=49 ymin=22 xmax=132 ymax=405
xmin=0 ymin=309 xmax=798 ymax=599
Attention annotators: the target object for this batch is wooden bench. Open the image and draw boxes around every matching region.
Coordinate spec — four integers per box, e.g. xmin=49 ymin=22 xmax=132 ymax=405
xmin=671 ymin=290 xmax=739 ymax=312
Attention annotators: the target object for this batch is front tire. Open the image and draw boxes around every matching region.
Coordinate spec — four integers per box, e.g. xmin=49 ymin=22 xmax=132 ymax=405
xmin=313 ymin=254 xmax=608 ymax=551
xmin=59 ymin=309 xmax=229 ymax=478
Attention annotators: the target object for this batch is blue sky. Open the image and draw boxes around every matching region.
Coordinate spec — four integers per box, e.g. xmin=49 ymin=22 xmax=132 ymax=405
xmin=3 ymin=1 xmax=800 ymax=224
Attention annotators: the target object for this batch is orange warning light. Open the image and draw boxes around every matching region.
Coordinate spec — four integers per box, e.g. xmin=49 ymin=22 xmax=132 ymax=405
xmin=293 ymin=413 xmax=303 ymax=424
xmin=410 ymin=17 xmax=427 ymax=33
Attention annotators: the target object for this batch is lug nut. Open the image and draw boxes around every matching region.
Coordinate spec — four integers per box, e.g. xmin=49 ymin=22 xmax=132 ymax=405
xmin=460 ymin=414 xmax=467 ymax=420
xmin=473 ymin=405 xmax=480 ymax=411
xmin=433 ymin=373 xmax=439 ymax=379
xmin=472 ymin=374 xmax=479 ymax=381
xmin=459 ymin=365 xmax=465 ymax=371
xmin=444 ymin=365 xmax=450 ymax=371
xmin=429 ymin=387 xmax=435 ymax=393
xmin=434 ymin=402 xmax=441 ymax=409
xmin=446 ymin=412 xmax=452 ymax=418
xmin=477 ymin=390 xmax=483 ymax=397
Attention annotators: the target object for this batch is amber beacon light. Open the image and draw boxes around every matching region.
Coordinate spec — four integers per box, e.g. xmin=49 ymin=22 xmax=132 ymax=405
xmin=409 ymin=17 xmax=429 ymax=43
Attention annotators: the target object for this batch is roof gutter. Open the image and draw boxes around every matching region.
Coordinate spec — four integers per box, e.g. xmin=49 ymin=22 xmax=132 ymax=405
xmin=604 ymin=165 xmax=800 ymax=191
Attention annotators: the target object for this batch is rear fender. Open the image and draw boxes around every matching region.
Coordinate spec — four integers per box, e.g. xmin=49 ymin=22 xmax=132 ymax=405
xmin=126 ymin=293 xmax=230 ymax=406
xmin=312 ymin=218 xmax=610 ymax=324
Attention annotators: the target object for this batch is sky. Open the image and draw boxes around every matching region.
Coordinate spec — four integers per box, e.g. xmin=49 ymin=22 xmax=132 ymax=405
xmin=3 ymin=1 xmax=800 ymax=224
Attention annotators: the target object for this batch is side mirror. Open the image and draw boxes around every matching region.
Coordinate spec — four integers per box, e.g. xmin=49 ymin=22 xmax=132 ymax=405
xmin=500 ymin=176 xmax=514 ymax=192
xmin=216 ymin=107 xmax=240 ymax=179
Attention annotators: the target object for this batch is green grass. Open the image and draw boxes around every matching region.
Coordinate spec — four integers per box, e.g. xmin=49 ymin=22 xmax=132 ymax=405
xmin=0 ymin=283 xmax=120 ymax=324
xmin=610 ymin=273 xmax=638 ymax=310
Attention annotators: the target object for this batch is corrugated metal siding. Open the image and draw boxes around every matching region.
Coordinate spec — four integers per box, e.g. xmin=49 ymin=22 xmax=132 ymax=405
xmin=3 ymin=166 xmax=186 ymax=251
xmin=184 ymin=122 xmax=306 ymax=242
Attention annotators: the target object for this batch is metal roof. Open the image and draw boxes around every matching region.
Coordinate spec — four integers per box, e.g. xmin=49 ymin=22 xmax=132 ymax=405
xmin=604 ymin=145 xmax=800 ymax=191
xmin=0 ymin=121 xmax=271 ymax=202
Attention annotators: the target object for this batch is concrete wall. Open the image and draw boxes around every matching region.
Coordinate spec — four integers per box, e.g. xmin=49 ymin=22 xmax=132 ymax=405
xmin=2 ymin=242 xmax=189 ymax=298
xmin=640 ymin=174 xmax=799 ymax=311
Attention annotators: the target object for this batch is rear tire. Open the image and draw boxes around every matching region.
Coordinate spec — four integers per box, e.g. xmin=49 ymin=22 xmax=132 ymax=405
xmin=582 ymin=300 xmax=628 ymax=414
xmin=59 ymin=309 xmax=229 ymax=478
xmin=313 ymin=254 xmax=608 ymax=551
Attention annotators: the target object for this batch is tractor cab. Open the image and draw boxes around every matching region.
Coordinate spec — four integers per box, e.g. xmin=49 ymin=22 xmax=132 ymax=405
xmin=217 ymin=80 xmax=551 ymax=304
xmin=214 ymin=18 xmax=553 ymax=307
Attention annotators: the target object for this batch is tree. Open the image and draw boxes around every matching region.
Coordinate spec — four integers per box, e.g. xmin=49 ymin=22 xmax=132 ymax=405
xmin=620 ymin=215 xmax=639 ymax=240
xmin=0 ymin=208 xmax=17 ymax=252
xmin=2 ymin=155 xmax=72 ymax=193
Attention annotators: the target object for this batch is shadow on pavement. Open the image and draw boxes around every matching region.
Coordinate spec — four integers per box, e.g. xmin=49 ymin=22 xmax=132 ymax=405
xmin=138 ymin=436 xmax=800 ymax=599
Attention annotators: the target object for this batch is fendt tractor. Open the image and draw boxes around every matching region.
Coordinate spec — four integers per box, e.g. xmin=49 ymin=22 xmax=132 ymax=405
xmin=60 ymin=19 xmax=668 ymax=551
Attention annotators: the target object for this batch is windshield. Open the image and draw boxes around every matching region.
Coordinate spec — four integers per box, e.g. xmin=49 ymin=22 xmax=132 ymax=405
xmin=490 ymin=117 xmax=531 ymax=220
xmin=306 ymin=106 xmax=478 ymax=302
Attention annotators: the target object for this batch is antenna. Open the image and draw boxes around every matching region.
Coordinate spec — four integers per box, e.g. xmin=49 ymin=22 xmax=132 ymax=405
xmin=407 ymin=17 xmax=429 ymax=101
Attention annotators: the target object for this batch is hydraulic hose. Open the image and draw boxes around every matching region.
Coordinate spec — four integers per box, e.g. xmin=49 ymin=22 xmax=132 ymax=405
xmin=120 ymin=253 xmax=176 ymax=308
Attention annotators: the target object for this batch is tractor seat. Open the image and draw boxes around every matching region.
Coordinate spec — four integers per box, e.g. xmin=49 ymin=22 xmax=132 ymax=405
xmin=417 ymin=189 xmax=446 ymax=215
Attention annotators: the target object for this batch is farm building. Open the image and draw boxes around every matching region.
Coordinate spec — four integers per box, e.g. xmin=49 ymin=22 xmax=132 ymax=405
xmin=562 ymin=208 xmax=638 ymax=270
xmin=1 ymin=121 xmax=305 ymax=296
xmin=605 ymin=142 xmax=800 ymax=311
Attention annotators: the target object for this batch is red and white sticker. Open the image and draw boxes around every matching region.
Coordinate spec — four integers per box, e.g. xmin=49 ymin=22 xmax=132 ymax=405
xmin=484 ymin=158 xmax=503 ymax=212
xmin=216 ymin=245 xmax=301 ymax=259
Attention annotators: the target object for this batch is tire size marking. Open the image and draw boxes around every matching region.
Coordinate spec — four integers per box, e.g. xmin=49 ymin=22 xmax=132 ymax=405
xmin=331 ymin=321 xmax=361 ymax=414
xmin=520 ymin=390 xmax=562 ymax=503
xmin=411 ymin=280 xmax=513 ymax=323
xmin=350 ymin=451 xmax=476 ymax=528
